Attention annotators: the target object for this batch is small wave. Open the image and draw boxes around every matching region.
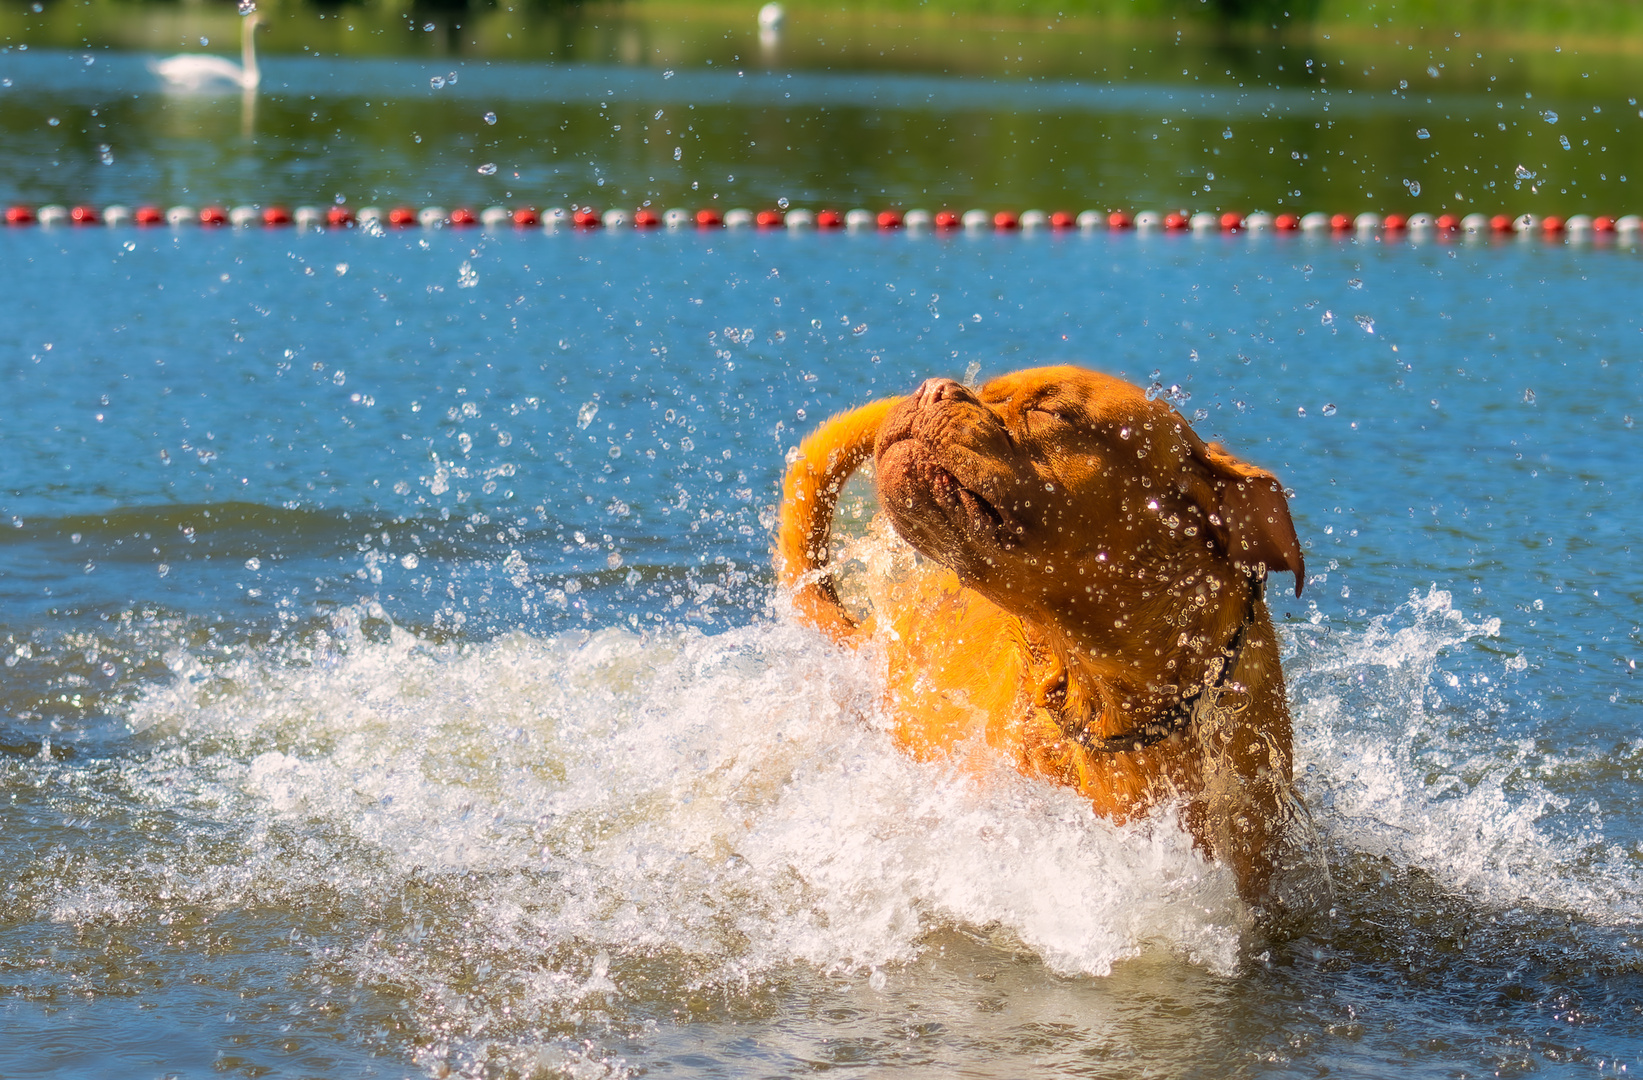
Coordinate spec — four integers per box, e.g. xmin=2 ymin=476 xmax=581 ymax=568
xmin=1291 ymin=586 xmax=1643 ymax=923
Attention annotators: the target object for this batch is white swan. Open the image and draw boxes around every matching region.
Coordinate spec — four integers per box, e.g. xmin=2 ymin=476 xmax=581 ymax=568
xmin=154 ymin=10 xmax=263 ymax=91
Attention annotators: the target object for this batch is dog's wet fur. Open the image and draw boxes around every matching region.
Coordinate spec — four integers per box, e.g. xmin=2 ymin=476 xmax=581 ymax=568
xmin=776 ymin=366 xmax=1332 ymax=916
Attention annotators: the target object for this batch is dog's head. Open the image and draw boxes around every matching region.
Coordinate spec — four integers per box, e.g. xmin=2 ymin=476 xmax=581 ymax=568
xmin=874 ymin=365 xmax=1303 ymax=630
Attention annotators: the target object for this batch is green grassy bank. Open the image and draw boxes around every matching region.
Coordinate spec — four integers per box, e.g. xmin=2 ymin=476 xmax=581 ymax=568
xmin=8 ymin=0 xmax=1643 ymax=53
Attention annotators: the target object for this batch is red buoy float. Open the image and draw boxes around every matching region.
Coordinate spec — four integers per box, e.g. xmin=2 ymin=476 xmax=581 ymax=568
xmin=815 ymin=209 xmax=842 ymax=229
xmin=633 ymin=208 xmax=660 ymax=227
xmin=993 ymin=210 xmax=1019 ymax=230
xmin=1383 ymin=214 xmax=1407 ymax=231
xmin=1219 ymin=211 xmax=1242 ymax=231
xmin=1274 ymin=213 xmax=1299 ymax=230
xmin=1106 ymin=211 xmax=1133 ymax=229
xmin=1164 ymin=211 xmax=1188 ymax=230
xmin=755 ymin=209 xmax=783 ymax=227
xmin=1050 ymin=211 xmax=1076 ymax=229
xmin=695 ymin=207 xmax=723 ymax=227
xmin=6 ymin=205 xmax=35 ymax=225
xmin=262 ymin=205 xmax=293 ymax=226
xmin=877 ymin=209 xmax=903 ymax=229
xmin=1436 ymin=214 xmax=1459 ymax=230
xmin=1541 ymin=215 xmax=1564 ymax=233
xmin=512 ymin=207 xmax=540 ymax=226
xmin=1594 ymin=216 xmax=1616 ymax=232
xmin=449 ymin=207 xmax=477 ymax=226
xmin=135 ymin=206 xmax=164 ymax=226
xmin=71 ymin=205 xmax=100 ymax=225
xmin=1490 ymin=214 xmax=1512 ymax=232
xmin=934 ymin=210 xmax=960 ymax=229
xmin=200 ymin=206 xmax=228 ymax=226
xmin=1329 ymin=213 xmax=1352 ymax=231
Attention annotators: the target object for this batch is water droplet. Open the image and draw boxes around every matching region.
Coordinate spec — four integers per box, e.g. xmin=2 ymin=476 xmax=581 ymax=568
xmin=1296 ymin=406 xmax=1307 ymax=417
xmin=47 ymin=116 xmax=58 ymax=127
xmin=1415 ymin=128 xmax=1430 ymax=139
xmin=332 ymin=370 xmax=346 ymax=386
xmin=334 ymin=263 xmax=348 ymax=276
xmin=483 ymin=111 xmax=497 ymax=125
xmin=673 ymin=146 xmax=683 ymax=161
xmin=606 ymin=551 xmax=623 ymax=569
xmin=400 ymin=553 xmax=419 ymax=569
xmin=1403 ymin=179 xmax=1421 ymax=196
xmin=1347 ymin=278 xmax=1363 ymax=290
xmin=852 ymin=324 xmax=868 ymax=336
xmin=1541 ymin=110 xmax=1558 ymax=123
xmin=1321 ymin=403 xmax=1337 ymax=417
xmin=98 ymin=143 xmax=113 ymax=165
xmin=1355 ymin=314 xmax=1375 ymax=334
xmin=777 ymin=197 xmax=789 ymax=209
xmin=430 ymin=75 xmax=445 ymax=90
xmin=457 ymin=260 xmax=478 ymax=289
xmin=244 ymin=557 xmax=261 ymax=571
xmin=1515 ymin=164 xmax=1534 ymax=180
xmin=237 ymin=0 xmax=256 ymax=13
xmin=423 ymin=21 xmax=435 ymax=31
xmin=577 ymin=401 xmax=599 ymax=429
xmin=477 ymin=162 xmax=497 ymax=175
xmin=1426 ymin=65 xmax=1439 ymax=78
xmin=1222 ymin=128 xmax=1233 ymax=139
xmin=663 ymin=69 xmax=675 ymax=79
xmin=1560 ymin=134 xmax=1571 ymax=150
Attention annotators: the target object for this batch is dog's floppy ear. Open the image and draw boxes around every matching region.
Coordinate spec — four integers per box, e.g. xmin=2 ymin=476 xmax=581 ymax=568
xmin=1185 ymin=440 xmax=1305 ymax=597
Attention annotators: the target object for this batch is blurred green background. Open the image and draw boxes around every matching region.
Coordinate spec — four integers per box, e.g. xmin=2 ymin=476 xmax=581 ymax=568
xmin=1 ymin=0 xmax=1639 ymax=214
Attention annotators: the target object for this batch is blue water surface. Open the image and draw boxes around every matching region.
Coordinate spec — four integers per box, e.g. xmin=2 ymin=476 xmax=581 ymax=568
xmin=2 ymin=225 xmax=1642 ymax=1079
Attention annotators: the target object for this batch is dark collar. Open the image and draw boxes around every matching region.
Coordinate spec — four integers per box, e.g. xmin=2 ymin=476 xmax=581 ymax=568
xmin=1054 ymin=572 xmax=1265 ymax=755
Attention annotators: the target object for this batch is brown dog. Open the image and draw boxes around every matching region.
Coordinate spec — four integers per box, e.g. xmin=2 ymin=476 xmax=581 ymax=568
xmin=776 ymin=365 xmax=1329 ymax=913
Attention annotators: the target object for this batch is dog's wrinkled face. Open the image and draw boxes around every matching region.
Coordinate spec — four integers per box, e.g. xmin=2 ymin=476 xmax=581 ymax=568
xmin=874 ymin=365 xmax=1303 ymax=628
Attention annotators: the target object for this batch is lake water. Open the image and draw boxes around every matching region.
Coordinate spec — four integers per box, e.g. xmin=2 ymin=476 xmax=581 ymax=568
xmin=3 ymin=16 xmax=1643 ymax=1080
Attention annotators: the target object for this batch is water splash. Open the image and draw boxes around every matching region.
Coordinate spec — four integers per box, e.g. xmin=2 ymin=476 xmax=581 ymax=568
xmin=1289 ymin=588 xmax=1643 ymax=923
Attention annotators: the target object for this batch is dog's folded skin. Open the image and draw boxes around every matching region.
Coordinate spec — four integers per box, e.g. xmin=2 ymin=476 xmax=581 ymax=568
xmin=776 ymin=365 xmax=1332 ymax=917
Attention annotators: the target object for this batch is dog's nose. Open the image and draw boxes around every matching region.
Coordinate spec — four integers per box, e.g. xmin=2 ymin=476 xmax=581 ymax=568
xmin=915 ymin=377 xmax=972 ymax=408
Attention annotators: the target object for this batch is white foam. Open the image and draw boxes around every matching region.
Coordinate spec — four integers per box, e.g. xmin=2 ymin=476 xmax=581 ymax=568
xmin=1290 ymin=586 xmax=1643 ymax=922
xmin=19 ymin=583 xmax=1639 ymax=1075
xmin=117 ymin=609 xmax=1247 ymax=991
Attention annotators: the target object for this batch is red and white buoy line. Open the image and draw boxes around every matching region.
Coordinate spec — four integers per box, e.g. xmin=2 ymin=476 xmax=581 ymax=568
xmin=6 ymin=202 xmax=1642 ymax=240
